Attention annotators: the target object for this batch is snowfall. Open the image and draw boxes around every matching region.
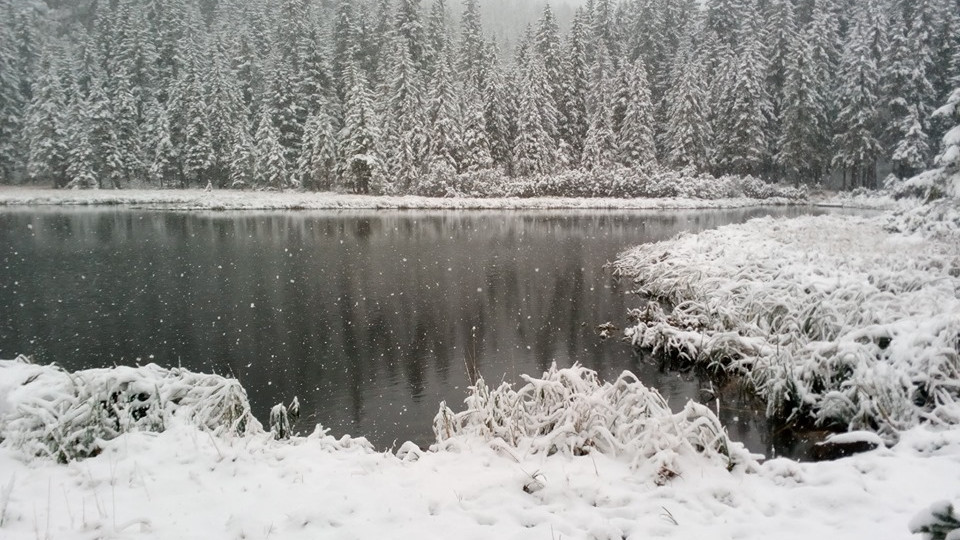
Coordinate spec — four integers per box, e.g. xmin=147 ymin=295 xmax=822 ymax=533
xmin=0 ymin=183 xmax=958 ymax=540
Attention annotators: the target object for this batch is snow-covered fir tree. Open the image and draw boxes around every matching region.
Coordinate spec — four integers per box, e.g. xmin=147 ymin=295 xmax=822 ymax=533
xmin=2 ymin=0 xmax=957 ymax=194
xmin=663 ymin=33 xmax=712 ymax=172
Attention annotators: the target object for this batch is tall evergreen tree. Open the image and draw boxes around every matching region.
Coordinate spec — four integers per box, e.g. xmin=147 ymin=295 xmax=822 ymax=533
xmin=425 ymin=51 xmax=463 ymax=176
xmin=663 ymin=36 xmax=711 ymax=171
xmin=618 ymin=57 xmax=657 ymax=167
xmin=339 ymin=63 xmax=380 ymax=193
xmin=832 ymin=4 xmax=884 ymax=188
xmin=24 ymin=48 xmax=68 ymax=187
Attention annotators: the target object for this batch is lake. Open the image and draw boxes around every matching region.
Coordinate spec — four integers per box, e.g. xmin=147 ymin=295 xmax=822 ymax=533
xmin=0 ymin=206 xmax=845 ymax=458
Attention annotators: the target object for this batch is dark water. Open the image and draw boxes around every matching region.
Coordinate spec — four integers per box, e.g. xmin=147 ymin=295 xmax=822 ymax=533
xmin=0 ymin=207 xmax=844 ymax=458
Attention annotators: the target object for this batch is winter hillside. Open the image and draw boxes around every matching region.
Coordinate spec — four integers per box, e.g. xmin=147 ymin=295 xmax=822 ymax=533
xmin=0 ymin=0 xmax=958 ymax=195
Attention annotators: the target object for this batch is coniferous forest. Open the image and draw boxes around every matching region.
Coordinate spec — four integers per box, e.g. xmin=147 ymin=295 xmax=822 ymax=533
xmin=0 ymin=0 xmax=958 ymax=196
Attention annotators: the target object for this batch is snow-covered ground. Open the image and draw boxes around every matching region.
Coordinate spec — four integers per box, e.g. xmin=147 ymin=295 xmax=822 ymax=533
xmin=0 ymin=357 xmax=958 ymax=540
xmin=614 ymin=202 xmax=960 ymax=438
xmin=0 ymin=186 xmax=896 ymax=211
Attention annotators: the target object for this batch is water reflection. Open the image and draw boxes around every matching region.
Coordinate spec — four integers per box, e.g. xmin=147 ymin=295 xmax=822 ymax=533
xmin=0 ymin=207 xmax=842 ymax=458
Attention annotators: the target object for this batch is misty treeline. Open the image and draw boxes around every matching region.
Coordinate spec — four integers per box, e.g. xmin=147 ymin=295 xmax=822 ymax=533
xmin=0 ymin=0 xmax=957 ymax=196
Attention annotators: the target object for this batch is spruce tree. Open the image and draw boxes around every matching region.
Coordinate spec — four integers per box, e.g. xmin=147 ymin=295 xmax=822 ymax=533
xmin=298 ymin=110 xmax=340 ymax=190
xmin=561 ymin=9 xmax=591 ymax=165
xmin=381 ymin=37 xmax=427 ymax=192
xmin=24 ymin=47 xmax=68 ymax=187
xmin=713 ymin=10 xmax=772 ymax=177
xmin=832 ymin=4 xmax=884 ymax=189
xmin=460 ymin=83 xmax=493 ymax=172
xmin=425 ymin=51 xmax=463 ymax=177
xmin=777 ymin=35 xmax=826 ymax=184
xmin=457 ymin=0 xmax=486 ymax=89
xmin=339 ymin=63 xmax=380 ymax=193
xmin=618 ymin=57 xmax=657 ymax=167
xmin=513 ymin=57 xmax=556 ymax=176
xmin=0 ymin=15 xmax=23 ymax=182
xmin=663 ymin=36 xmax=711 ymax=171
xmin=254 ymin=107 xmax=290 ymax=189
xmin=581 ymin=48 xmax=616 ymax=171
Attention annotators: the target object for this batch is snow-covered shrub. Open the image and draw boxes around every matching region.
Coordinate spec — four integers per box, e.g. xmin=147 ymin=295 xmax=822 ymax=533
xmin=0 ymin=356 xmax=261 ymax=461
xmin=401 ymin=166 xmax=810 ymax=200
xmin=910 ymin=501 xmax=960 ymax=540
xmin=433 ymin=363 xmax=756 ymax=479
xmin=615 ymin=214 xmax=960 ymax=437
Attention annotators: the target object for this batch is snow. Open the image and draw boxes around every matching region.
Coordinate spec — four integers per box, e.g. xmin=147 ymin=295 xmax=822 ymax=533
xmin=615 ymin=208 xmax=960 ymax=437
xmin=0 ymin=185 xmax=898 ymax=212
xmin=2 ymin=357 xmax=960 ymax=540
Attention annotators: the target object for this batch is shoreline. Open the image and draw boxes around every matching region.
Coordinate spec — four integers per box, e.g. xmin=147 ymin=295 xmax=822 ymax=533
xmin=0 ymin=186 xmax=897 ymax=211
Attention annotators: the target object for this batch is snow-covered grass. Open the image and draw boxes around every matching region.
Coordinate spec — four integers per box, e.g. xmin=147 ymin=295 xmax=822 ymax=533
xmin=0 ymin=185 xmax=811 ymax=211
xmin=0 ymin=356 xmax=259 ymax=462
xmin=1 ymin=358 xmax=959 ymax=539
xmin=614 ymin=197 xmax=960 ymax=440
xmin=433 ymin=364 xmax=756 ymax=482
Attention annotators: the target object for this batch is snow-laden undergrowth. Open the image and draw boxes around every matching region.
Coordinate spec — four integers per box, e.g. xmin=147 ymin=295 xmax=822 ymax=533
xmin=0 ymin=185 xmax=806 ymax=211
xmin=614 ymin=208 xmax=960 ymax=439
xmin=433 ymin=364 xmax=757 ymax=482
xmin=0 ymin=356 xmax=260 ymax=461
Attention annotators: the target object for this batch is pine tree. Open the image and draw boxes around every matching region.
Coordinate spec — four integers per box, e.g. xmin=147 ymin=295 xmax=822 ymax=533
xmin=713 ymin=10 xmax=772 ymax=177
xmin=891 ymin=104 xmax=931 ymax=176
xmin=0 ymin=14 xmax=23 ymax=182
xmin=777 ymin=34 xmax=827 ymax=184
xmin=933 ymin=81 xmax=959 ymax=173
xmin=64 ymin=90 xmax=98 ymax=189
xmin=883 ymin=0 xmax=937 ymax=177
xmin=832 ymin=4 xmax=884 ymax=189
xmin=339 ymin=63 xmax=380 ymax=193
xmin=663 ymin=36 xmax=711 ymax=171
xmin=460 ymin=83 xmax=493 ymax=172
xmin=483 ymin=50 xmax=515 ymax=171
xmin=618 ymin=57 xmax=657 ymax=167
xmin=806 ymin=0 xmax=842 ymax=179
xmin=395 ymin=0 xmax=426 ymax=70
xmin=425 ymin=52 xmax=463 ymax=177
xmin=535 ymin=4 xmax=565 ymax=134
xmin=581 ymin=48 xmax=616 ymax=171
xmin=298 ymin=110 xmax=339 ymax=190
xmin=254 ymin=106 xmax=290 ymax=189
xmin=85 ymin=76 xmax=123 ymax=189
xmin=111 ymin=68 xmax=144 ymax=185
xmin=425 ymin=0 xmax=451 ymax=75
xmin=458 ymin=0 xmax=486 ymax=89
xmin=561 ymin=9 xmax=591 ymax=165
xmin=513 ymin=57 xmax=556 ymax=176
xmin=381 ymin=37 xmax=427 ymax=192
xmin=146 ymin=99 xmax=180 ymax=188
xmin=762 ymin=0 xmax=797 ymax=132
xmin=24 ymin=47 xmax=68 ymax=187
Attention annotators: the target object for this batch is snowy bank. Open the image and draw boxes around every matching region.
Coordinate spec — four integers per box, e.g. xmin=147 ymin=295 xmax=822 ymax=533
xmin=1 ymin=358 xmax=959 ymax=539
xmin=0 ymin=186 xmax=817 ymax=211
xmin=614 ymin=203 xmax=960 ymax=439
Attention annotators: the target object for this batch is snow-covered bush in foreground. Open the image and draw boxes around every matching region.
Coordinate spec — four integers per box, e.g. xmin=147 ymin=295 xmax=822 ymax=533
xmin=614 ymin=214 xmax=960 ymax=438
xmin=910 ymin=500 xmax=960 ymax=540
xmin=433 ymin=363 xmax=757 ymax=482
xmin=0 ymin=356 xmax=260 ymax=461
